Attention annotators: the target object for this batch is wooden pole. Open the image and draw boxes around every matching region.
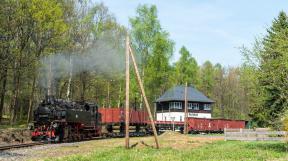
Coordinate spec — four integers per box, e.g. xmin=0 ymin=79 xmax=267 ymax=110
xmin=184 ymin=82 xmax=188 ymax=134
xmin=128 ymin=45 xmax=160 ymax=149
xmin=125 ymin=35 xmax=130 ymax=149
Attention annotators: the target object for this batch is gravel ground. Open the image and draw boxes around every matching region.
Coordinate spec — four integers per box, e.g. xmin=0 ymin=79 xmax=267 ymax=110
xmin=0 ymin=142 xmax=83 ymax=161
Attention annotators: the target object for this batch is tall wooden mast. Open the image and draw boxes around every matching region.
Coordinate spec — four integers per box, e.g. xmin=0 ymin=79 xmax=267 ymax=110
xmin=128 ymin=45 xmax=160 ymax=149
xmin=125 ymin=35 xmax=130 ymax=149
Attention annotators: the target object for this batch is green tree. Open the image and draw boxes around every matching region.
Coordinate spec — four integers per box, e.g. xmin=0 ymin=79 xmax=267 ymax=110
xmin=212 ymin=63 xmax=225 ymax=118
xmin=240 ymin=38 xmax=265 ymax=126
xmin=199 ymin=61 xmax=214 ymax=98
xmin=174 ymin=46 xmax=199 ymax=86
xmin=129 ymin=4 xmax=161 ymax=68
xmin=145 ymin=32 xmax=174 ymax=101
xmin=0 ymin=0 xmax=16 ymax=122
xmin=129 ymin=4 xmax=173 ymax=107
xmin=25 ymin=0 xmax=68 ymax=123
xmin=258 ymin=11 xmax=288 ymax=128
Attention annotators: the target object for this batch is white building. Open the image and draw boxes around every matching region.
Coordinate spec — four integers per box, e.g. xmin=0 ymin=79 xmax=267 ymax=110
xmin=155 ymin=85 xmax=214 ymax=122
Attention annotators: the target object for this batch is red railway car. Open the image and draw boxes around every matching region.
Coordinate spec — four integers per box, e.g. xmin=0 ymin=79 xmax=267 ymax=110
xmin=153 ymin=118 xmax=246 ymax=133
xmin=188 ymin=117 xmax=246 ymax=133
xmin=98 ymin=108 xmax=149 ymax=136
xmin=98 ymin=108 xmax=148 ymax=125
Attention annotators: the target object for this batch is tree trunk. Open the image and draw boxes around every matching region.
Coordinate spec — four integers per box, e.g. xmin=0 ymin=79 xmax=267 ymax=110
xmin=10 ymin=63 xmax=21 ymax=124
xmin=27 ymin=48 xmax=42 ymax=123
xmin=117 ymin=84 xmax=122 ymax=107
xmin=10 ymin=48 xmax=24 ymax=124
xmin=66 ymin=55 xmax=72 ymax=100
xmin=27 ymin=74 xmax=36 ymax=123
xmin=0 ymin=67 xmax=8 ymax=123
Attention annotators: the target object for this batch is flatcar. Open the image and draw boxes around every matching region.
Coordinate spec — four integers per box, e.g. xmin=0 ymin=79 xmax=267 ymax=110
xmin=99 ymin=108 xmax=149 ymax=137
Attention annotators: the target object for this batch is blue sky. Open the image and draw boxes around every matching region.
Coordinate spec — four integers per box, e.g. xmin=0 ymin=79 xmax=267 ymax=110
xmin=96 ymin=0 xmax=288 ymax=66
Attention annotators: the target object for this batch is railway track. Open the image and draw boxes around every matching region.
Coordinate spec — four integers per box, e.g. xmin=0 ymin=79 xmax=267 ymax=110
xmin=0 ymin=142 xmax=44 ymax=151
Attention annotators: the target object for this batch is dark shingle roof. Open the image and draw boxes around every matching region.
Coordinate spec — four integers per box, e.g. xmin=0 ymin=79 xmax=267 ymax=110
xmin=155 ymin=85 xmax=214 ymax=103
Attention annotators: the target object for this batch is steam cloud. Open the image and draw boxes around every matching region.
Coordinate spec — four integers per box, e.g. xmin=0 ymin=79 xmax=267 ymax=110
xmin=39 ymin=38 xmax=125 ymax=90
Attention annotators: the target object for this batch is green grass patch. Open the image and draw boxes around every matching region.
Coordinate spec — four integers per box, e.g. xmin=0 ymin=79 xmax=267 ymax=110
xmin=51 ymin=141 xmax=288 ymax=161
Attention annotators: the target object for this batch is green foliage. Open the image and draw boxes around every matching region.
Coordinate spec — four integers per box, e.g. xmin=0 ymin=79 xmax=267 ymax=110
xmin=145 ymin=32 xmax=174 ymax=100
xmin=129 ymin=4 xmax=161 ymax=61
xmin=199 ymin=61 xmax=214 ymax=97
xmin=244 ymin=11 xmax=288 ymax=128
xmin=259 ymin=11 xmax=288 ymax=128
xmin=0 ymin=1 xmax=127 ymax=124
xmin=174 ymin=46 xmax=200 ymax=87
xmin=129 ymin=4 xmax=174 ymax=106
xmin=282 ymin=110 xmax=288 ymax=131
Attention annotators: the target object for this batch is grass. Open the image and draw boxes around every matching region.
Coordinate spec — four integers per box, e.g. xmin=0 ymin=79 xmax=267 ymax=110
xmin=0 ymin=124 xmax=27 ymax=129
xmin=49 ymin=140 xmax=288 ymax=161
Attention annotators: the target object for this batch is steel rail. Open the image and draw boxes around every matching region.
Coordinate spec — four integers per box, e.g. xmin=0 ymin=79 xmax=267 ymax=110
xmin=0 ymin=142 xmax=44 ymax=151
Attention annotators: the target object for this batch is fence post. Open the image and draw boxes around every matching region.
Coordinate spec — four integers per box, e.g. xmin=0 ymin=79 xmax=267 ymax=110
xmin=240 ymin=128 xmax=243 ymax=140
xmin=224 ymin=128 xmax=226 ymax=141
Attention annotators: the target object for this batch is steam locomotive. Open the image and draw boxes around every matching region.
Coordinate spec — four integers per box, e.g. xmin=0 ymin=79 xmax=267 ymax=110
xmin=31 ymin=96 xmax=102 ymax=142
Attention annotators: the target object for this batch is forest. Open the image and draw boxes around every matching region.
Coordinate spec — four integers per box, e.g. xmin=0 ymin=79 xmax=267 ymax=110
xmin=0 ymin=0 xmax=288 ymax=130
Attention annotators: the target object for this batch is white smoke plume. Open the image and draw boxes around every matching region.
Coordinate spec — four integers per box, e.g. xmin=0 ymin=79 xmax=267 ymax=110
xmin=39 ymin=38 xmax=125 ymax=91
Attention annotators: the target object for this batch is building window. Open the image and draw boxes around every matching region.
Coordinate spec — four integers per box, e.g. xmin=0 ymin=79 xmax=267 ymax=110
xmin=188 ymin=103 xmax=193 ymax=109
xmin=180 ymin=116 xmax=182 ymax=122
xmin=204 ymin=104 xmax=211 ymax=110
xmin=169 ymin=102 xmax=182 ymax=109
xmin=188 ymin=103 xmax=199 ymax=110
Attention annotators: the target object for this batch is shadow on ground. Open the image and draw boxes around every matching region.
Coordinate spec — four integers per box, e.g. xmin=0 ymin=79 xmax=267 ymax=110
xmin=244 ymin=141 xmax=288 ymax=153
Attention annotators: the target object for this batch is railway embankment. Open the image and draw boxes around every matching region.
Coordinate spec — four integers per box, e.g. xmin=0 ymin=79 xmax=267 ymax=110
xmin=0 ymin=128 xmax=31 ymax=145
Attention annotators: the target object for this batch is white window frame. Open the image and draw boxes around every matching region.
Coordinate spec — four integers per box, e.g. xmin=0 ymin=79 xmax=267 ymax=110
xmin=188 ymin=103 xmax=192 ymax=109
xmin=169 ymin=102 xmax=182 ymax=109
xmin=193 ymin=103 xmax=199 ymax=110
xmin=204 ymin=104 xmax=211 ymax=110
xmin=188 ymin=103 xmax=199 ymax=110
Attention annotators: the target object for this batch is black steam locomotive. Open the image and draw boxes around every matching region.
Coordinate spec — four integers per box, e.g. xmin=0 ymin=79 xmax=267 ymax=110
xmin=31 ymin=96 xmax=101 ymax=142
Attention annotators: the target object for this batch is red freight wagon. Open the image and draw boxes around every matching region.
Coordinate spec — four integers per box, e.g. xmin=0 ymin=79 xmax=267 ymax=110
xmin=188 ymin=118 xmax=245 ymax=133
xmin=129 ymin=110 xmax=148 ymax=124
xmin=98 ymin=108 xmax=148 ymax=125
